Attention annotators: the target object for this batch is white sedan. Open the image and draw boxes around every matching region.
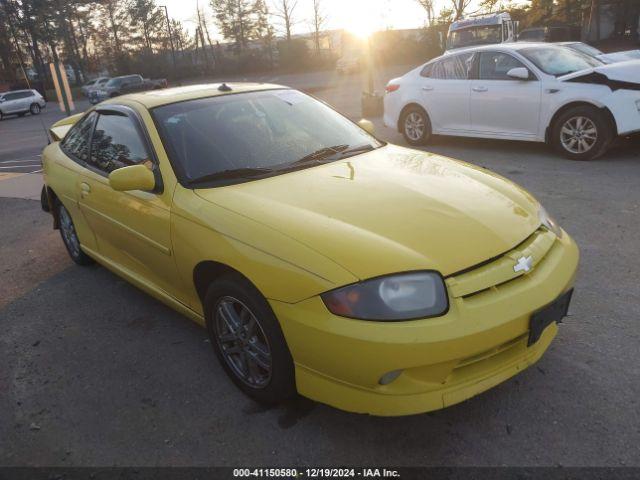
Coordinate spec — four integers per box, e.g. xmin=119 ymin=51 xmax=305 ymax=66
xmin=384 ymin=43 xmax=640 ymax=160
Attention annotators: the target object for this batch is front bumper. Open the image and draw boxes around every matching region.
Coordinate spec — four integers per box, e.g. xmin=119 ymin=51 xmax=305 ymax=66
xmin=270 ymin=231 xmax=579 ymax=416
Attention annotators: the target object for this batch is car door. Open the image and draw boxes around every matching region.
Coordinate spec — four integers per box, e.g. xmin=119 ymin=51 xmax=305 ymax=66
xmin=122 ymin=76 xmax=143 ymax=94
xmin=418 ymin=53 xmax=473 ymax=132
xmin=54 ymin=111 xmax=100 ymax=253
xmin=77 ymin=105 xmax=179 ymax=298
xmin=20 ymin=91 xmax=34 ymax=110
xmin=2 ymin=92 xmax=20 ymax=113
xmin=469 ymin=51 xmax=542 ymax=138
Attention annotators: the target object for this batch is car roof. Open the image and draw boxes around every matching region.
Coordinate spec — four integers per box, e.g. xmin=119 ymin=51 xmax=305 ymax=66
xmin=445 ymin=41 xmax=567 ymax=56
xmin=1 ymin=89 xmax=32 ymax=95
xmin=107 ymin=82 xmax=286 ymax=109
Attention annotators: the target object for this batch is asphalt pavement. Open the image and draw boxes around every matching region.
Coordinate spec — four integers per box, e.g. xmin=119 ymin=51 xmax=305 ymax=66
xmin=0 ymin=68 xmax=639 ymax=468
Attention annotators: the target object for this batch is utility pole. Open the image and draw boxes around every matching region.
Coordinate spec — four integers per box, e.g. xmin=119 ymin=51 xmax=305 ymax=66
xmin=160 ymin=5 xmax=177 ymax=79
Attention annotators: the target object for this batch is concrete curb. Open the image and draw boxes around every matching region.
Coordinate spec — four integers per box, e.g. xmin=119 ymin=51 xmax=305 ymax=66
xmin=0 ymin=172 xmax=43 ymax=200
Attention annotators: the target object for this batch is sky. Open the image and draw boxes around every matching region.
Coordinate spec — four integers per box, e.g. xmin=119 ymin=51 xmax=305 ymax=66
xmin=160 ymin=0 xmax=479 ymax=39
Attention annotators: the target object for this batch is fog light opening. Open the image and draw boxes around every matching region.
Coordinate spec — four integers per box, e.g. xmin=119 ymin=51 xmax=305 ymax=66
xmin=379 ymin=370 xmax=403 ymax=385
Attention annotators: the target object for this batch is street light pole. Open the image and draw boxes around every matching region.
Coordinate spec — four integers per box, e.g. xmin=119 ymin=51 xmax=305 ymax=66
xmin=161 ymin=5 xmax=178 ymax=79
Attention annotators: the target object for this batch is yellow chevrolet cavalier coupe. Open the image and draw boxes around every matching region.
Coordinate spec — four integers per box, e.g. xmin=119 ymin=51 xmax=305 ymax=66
xmin=42 ymin=83 xmax=579 ymax=416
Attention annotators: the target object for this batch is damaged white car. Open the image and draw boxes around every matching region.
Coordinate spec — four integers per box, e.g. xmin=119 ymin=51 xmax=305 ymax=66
xmin=384 ymin=43 xmax=640 ymax=160
xmin=559 ymin=41 xmax=640 ymax=65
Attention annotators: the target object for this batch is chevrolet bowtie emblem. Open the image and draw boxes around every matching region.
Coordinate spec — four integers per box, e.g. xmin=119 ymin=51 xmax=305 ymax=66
xmin=514 ymin=255 xmax=533 ymax=273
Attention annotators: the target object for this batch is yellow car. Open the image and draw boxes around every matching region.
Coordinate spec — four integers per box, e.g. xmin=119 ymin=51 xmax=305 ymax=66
xmin=42 ymin=83 xmax=579 ymax=416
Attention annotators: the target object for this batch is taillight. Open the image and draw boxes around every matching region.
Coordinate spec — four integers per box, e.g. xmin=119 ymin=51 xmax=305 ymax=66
xmin=385 ymin=84 xmax=400 ymax=93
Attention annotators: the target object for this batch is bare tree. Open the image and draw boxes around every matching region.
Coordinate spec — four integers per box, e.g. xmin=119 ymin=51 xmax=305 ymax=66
xmin=310 ymin=0 xmax=326 ymax=55
xmin=451 ymin=0 xmax=473 ymax=20
xmin=415 ymin=0 xmax=435 ymax=26
xmin=272 ymin=0 xmax=298 ymax=42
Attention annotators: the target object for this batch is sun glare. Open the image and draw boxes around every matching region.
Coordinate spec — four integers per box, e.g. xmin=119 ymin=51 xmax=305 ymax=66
xmin=342 ymin=0 xmax=381 ymax=39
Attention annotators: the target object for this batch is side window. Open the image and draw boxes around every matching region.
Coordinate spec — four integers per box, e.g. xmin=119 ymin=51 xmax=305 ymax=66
xmin=89 ymin=113 xmax=150 ymax=174
xmin=429 ymin=53 xmax=474 ymax=80
xmin=4 ymin=93 xmax=17 ymax=101
xmin=420 ymin=63 xmax=434 ymax=77
xmin=61 ymin=112 xmax=97 ymax=162
xmin=479 ymin=52 xmax=529 ymax=80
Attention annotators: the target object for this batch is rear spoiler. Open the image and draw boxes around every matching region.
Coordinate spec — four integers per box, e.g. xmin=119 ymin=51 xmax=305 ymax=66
xmin=49 ymin=112 xmax=84 ymax=142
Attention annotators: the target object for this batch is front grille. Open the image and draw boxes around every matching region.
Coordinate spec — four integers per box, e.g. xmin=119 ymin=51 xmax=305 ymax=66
xmin=445 ymin=227 xmax=557 ymax=299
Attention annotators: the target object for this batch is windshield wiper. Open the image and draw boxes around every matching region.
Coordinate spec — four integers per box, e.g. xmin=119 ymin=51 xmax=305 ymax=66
xmin=288 ymin=144 xmax=350 ymax=166
xmin=277 ymin=143 xmax=377 ymax=172
xmin=339 ymin=144 xmax=376 ymax=157
xmin=187 ymin=167 xmax=273 ymax=185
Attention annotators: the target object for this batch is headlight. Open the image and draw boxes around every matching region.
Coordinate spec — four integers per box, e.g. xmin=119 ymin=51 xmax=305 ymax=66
xmin=539 ymin=205 xmax=562 ymax=238
xmin=321 ymin=271 xmax=448 ymax=321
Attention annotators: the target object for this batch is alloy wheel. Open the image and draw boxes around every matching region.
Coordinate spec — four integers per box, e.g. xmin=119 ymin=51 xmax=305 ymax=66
xmin=404 ymin=112 xmax=425 ymax=142
xmin=31 ymin=104 xmax=41 ymax=115
xmin=214 ymin=296 xmax=272 ymax=388
xmin=560 ymin=116 xmax=597 ymax=154
xmin=59 ymin=206 xmax=81 ymax=258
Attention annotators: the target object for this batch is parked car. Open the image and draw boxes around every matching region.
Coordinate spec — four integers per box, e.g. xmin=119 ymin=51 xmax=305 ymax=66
xmin=336 ymin=54 xmax=362 ymax=74
xmin=42 ymin=83 xmax=579 ymax=416
xmin=0 ymin=89 xmax=46 ymax=120
xmin=558 ymin=41 xmax=640 ymax=64
xmin=518 ymin=26 xmax=581 ymax=42
xmin=81 ymin=77 xmax=111 ymax=97
xmin=89 ymin=74 xmax=167 ymax=104
xmin=384 ymin=43 xmax=640 ymax=161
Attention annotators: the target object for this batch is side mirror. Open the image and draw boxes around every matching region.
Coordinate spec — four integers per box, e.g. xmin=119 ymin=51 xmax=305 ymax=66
xmin=358 ymin=119 xmax=376 ymax=136
xmin=109 ymin=164 xmax=156 ymax=192
xmin=507 ymin=67 xmax=530 ymax=80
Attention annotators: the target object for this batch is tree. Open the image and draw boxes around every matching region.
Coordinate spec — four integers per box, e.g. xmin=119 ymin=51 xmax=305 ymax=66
xmin=450 ymin=0 xmax=473 ymax=20
xmin=436 ymin=7 xmax=454 ymax=24
xmin=212 ymin=0 xmax=258 ymax=52
xmin=310 ymin=0 xmax=326 ymax=55
xmin=479 ymin=0 xmax=500 ymax=13
xmin=415 ymin=0 xmax=435 ymax=26
xmin=254 ymin=0 xmax=275 ymax=64
xmin=129 ymin=0 xmax=165 ymax=52
xmin=170 ymin=19 xmax=191 ymax=52
xmin=272 ymin=0 xmax=298 ymax=42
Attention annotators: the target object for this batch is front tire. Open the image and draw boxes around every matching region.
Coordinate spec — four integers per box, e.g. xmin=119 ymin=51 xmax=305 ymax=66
xmin=204 ymin=273 xmax=296 ymax=404
xmin=57 ymin=202 xmax=94 ymax=266
xmin=401 ymin=106 xmax=432 ymax=146
xmin=30 ymin=103 xmax=41 ymax=115
xmin=551 ymin=106 xmax=612 ymax=161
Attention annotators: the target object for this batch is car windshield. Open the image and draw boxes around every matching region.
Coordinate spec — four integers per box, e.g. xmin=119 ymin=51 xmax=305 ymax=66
xmin=152 ymin=89 xmax=383 ymax=186
xmin=449 ymin=25 xmax=502 ymax=49
xmin=568 ymin=43 xmax=604 ymax=57
xmin=521 ymin=46 xmax=603 ymax=76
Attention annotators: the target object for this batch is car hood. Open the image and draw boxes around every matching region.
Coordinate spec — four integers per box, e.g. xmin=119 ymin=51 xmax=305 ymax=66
xmin=559 ymin=59 xmax=640 ymax=85
xmin=195 ymin=145 xmax=541 ymax=280
xmin=597 ymin=50 xmax=640 ymax=64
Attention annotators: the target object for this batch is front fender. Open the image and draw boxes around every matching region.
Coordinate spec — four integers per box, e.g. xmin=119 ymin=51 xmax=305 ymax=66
xmin=170 ymin=187 xmax=357 ymax=313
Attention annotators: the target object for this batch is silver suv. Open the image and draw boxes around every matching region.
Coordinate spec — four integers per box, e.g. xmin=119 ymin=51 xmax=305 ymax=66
xmin=0 ymin=89 xmax=46 ymax=120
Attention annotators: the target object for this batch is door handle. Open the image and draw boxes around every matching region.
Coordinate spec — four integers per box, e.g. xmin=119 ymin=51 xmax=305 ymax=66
xmin=472 ymin=86 xmax=488 ymax=92
xmin=80 ymin=182 xmax=91 ymax=198
xmin=421 ymin=86 xmax=434 ymax=91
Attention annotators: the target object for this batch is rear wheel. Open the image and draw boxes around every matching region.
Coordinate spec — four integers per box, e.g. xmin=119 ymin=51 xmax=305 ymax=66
xmin=30 ymin=103 xmax=41 ymax=115
xmin=204 ymin=273 xmax=296 ymax=404
xmin=57 ymin=202 xmax=94 ymax=266
xmin=551 ymin=106 xmax=612 ymax=161
xmin=401 ymin=106 xmax=432 ymax=146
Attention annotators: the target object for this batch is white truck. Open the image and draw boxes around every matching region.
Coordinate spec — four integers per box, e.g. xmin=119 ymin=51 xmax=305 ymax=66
xmin=446 ymin=12 xmax=518 ymax=51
